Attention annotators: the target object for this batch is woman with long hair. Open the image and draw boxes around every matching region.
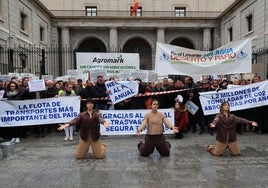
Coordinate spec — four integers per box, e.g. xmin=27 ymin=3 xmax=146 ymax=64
xmin=174 ymin=101 xmax=188 ymax=139
xmin=207 ymin=102 xmax=258 ymax=156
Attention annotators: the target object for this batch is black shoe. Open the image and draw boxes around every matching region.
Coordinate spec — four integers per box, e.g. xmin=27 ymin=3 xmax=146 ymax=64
xmin=175 ymin=133 xmax=183 ymax=139
xmin=199 ymin=131 xmax=203 ymax=135
xmin=208 ymin=130 xmax=214 ymax=136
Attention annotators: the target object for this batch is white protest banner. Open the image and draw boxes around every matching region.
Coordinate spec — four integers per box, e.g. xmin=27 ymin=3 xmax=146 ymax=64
xmin=148 ymin=71 xmax=158 ymax=83
xmin=41 ymin=75 xmax=54 ymax=81
xmin=67 ymin=69 xmax=79 ymax=77
xmin=119 ymin=70 xmax=135 ymax=81
xmin=131 ymin=70 xmax=149 ymax=82
xmin=100 ymin=109 xmax=174 ymax=135
xmin=155 ymin=39 xmax=252 ymax=76
xmin=227 ymin=84 xmax=241 ymax=89
xmin=21 ymin=73 xmax=35 ymax=79
xmin=0 ymin=90 xmax=4 ymax=99
xmin=8 ymin=73 xmax=20 ymax=78
xmin=28 ymin=79 xmax=46 ymax=92
xmin=55 ymin=76 xmax=69 ymax=82
xmin=0 ymin=75 xmax=11 ymax=83
xmin=0 ymin=96 xmax=80 ymax=127
xmin=199 ymin=80 xmax=268 ymax=115
xmin=105 ymin=81 xmax=138 ymax=104
xmin=76 ymin=52 xmax=140 ymax=80
xmin=90 ymin=69 xmax=107 ymax=82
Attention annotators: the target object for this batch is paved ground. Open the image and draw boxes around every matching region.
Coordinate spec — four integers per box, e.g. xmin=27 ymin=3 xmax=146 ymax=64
xmin=0 ymin=131 xmax=268 ymax=188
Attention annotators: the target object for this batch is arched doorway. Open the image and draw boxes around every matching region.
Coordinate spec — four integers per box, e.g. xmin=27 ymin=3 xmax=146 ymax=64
xmin=123 ymin=38 xmax=152 ymax=70
xmin=76 ymin=38 xmax=106 ymax=52
xmin=74 ymin=37 xmax=107 ymax=69
xmin=170 ymin=38 xmax=195 ymax=49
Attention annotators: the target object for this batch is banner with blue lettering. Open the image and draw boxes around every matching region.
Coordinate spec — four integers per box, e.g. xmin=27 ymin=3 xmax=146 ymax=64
xmin=100 ymin=109 xmax=174 ymax=135
xmin=0 ymin=96 xmax=80 ymax=127
xmin=105 ymin=81 xmax=138 ymax=104
xmin=155 ymin=39 xmax=251 ymax=76
xmin=199 ymin=80 xmax=268 ymax=115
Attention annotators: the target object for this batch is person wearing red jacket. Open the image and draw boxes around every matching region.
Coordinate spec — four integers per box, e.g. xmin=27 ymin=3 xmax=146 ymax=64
xmin=174 ymin=101 xmax=188 ymax=139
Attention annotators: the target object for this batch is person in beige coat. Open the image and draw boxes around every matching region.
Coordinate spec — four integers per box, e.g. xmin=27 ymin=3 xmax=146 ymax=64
xmin=136 ymin=99 xmax=178 ymax=157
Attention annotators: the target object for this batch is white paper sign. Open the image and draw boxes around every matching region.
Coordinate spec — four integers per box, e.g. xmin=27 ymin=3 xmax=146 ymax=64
xmin=28 ymin=79 xmax=46 ymax=92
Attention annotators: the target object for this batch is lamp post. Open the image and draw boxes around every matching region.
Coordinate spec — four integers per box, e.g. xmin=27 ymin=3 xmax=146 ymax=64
xmin=18 ymin=50 xmax=27 ymax=68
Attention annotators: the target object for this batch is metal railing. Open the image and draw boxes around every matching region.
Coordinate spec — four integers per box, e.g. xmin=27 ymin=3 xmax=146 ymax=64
xmin=50 ymin=10 xmax=222 ymax=18
xmin=0 ymin=45 xmax=74 ymax=78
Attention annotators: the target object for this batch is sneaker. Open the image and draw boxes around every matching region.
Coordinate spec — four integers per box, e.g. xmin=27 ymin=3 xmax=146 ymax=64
xmin=15 ymin=138 xmax=20 ymax=143
xmin=69 ymin=137 xmax=73 ymax=141
xmin=10 ymin=138 xmax=16 ymax=143
xmin=64 ymin=136 xmax=69 ymax=141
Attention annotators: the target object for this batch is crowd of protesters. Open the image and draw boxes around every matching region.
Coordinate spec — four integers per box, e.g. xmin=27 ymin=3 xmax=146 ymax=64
xmin=0 ymin=74 xmax=267 ymax=144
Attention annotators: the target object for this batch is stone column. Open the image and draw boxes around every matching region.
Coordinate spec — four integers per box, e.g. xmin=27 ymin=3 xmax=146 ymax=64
xmin=61 ymin=27 xmax=70 ymax=75
xmin=109 ymin=27 xmax=118 ymax=52
xmin=154 ymin=28 xmax=165 ymax=70
xmin=157 ymin=28 xmax=165 ymax=43
xmin=203 ymin=28 xmax=211 ymax=50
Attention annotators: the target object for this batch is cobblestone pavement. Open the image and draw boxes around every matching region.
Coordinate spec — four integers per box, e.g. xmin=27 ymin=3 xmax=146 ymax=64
xmin=0 ymin=131 xmax=268 ymax=188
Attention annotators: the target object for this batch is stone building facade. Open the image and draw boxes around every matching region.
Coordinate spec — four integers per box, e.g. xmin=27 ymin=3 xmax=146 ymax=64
xmin=0 ymin=0 xmax=267 ymax=80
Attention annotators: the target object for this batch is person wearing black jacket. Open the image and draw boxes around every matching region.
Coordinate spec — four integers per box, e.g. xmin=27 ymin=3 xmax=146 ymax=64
xmin=80 ymin=80 xmax=94 ymax=112
xmin=93 ymin=75 xmax=109 ymax=111
xmin=182 ymin=76 xmax=201 ymax=133
xmin=129 ymin=78 xmax=146 ymax=109
xmin=38 ymin=80 xmax=59 ymax=136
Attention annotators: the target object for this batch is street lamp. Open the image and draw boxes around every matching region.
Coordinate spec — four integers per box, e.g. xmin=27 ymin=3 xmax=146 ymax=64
xmin=18 ymin=50 xmax=27 ymax=68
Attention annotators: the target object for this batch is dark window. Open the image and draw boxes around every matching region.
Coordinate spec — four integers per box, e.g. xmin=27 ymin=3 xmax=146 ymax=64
xmin=20 ymin=12 xmax=27 ymax=31
xmin=246 ymin=14 xmax=253 ymax=32
xmin=228 ymin=27 xmax=233 ymax=41
xmin=86 ymin=7 xmax=97 ymax=16
xmin=175 ymin=7 xmax=186 ymax=17
xmin=40 ymin=26 xmax=44 ymax=42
